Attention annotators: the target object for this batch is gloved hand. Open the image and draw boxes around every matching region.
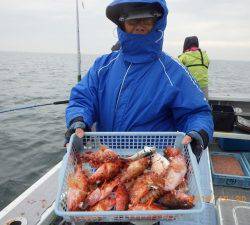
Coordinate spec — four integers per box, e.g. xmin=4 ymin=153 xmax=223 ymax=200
xmin=182 ymin=130 xmax=209 ymax=163
xmin=64 ymin=117 xmax=86 ymax=147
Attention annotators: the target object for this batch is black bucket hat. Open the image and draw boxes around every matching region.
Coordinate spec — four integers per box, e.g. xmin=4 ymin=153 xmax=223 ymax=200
xmin=106 ymin=2 xmax=163 ymax=26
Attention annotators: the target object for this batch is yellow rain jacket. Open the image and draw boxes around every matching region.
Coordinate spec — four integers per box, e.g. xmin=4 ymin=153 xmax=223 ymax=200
xmin=178 ymin=49 xmax=209 ymax=89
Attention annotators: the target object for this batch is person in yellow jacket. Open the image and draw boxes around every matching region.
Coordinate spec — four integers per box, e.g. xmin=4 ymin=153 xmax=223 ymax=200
xmin=178 ymin=36 xmax=210 ymax=99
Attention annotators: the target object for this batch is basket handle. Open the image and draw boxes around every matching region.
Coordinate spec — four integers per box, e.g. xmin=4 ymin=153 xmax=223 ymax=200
xmin=189 ymin=144 xmax=200 ymax=168
xmin=187 ymin=144 xmax=203 ymax=193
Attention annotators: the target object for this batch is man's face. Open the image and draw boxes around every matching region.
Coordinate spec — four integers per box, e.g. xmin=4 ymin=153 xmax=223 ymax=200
xmin=124 ymin=17 xmax=156 ymax=35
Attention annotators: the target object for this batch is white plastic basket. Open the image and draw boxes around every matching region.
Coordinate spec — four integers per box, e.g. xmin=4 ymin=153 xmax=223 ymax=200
xmin=55 ymin=132 xmax=204 ymax=223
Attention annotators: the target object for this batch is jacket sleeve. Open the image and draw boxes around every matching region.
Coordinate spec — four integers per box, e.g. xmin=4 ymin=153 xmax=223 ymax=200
xmin=65 ymin=61 xmax=99 ymax=129
xmin=171 ymin=68 xmax=214 ymax=142
xmin=178 ymin=53 xmax=186 ymax=65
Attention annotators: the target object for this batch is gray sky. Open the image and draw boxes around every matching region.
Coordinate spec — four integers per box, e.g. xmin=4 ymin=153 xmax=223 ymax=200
xmin=1 ymin=0 xmax=250 ymax=61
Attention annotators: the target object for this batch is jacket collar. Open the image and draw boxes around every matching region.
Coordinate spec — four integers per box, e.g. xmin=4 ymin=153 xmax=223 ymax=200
xmin=118 ymin=26 xmax=164 ymax=63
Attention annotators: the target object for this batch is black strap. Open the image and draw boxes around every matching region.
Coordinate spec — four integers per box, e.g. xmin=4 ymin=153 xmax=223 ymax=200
xmin=187 ymin=64 xmax=208 ymax=69
xmin=198 ymin=49 xmax=204 ymax=65
xmin=186 ymin=49 xmax=209 ymax=69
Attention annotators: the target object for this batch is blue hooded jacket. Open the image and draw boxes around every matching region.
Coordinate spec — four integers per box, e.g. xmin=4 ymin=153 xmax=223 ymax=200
xmin=66 ymin=0 xmax=214 ymax=141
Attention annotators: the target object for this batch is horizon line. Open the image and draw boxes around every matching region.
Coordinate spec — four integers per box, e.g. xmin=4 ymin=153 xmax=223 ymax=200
xmin=1 ymin=50 xmax=250 ymax=63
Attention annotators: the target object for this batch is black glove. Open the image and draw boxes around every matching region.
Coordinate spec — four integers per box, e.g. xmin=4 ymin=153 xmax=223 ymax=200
xmin=64 ymin=117 xmax=86 ymax=147
xmin=187 ymin=129 xmax=209 ymax=163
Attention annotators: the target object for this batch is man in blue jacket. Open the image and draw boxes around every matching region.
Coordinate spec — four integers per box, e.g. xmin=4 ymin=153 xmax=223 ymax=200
xmin=65 ymin=0 xmax=214 ymax=162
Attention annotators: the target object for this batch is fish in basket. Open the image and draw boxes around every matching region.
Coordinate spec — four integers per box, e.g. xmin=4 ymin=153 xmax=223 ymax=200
xmin=55 ymin=132 xmax=204 ymax=223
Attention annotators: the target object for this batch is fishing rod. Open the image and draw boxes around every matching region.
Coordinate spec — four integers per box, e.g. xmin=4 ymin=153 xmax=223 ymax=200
xmin=0 ymin=100 xmax=69 ymax=114
xmin=76 ymin=0 xmax=82 ymax=82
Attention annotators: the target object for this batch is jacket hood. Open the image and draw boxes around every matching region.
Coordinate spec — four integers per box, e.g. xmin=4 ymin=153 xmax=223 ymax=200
xmin=107 ymin=0 xmax=168 ymax=63
xmin=183 ymin=36 xmax=199 ymax=52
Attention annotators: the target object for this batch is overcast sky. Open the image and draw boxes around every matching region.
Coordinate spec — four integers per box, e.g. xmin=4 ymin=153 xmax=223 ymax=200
xmin=1 ymin=0 xmax=250 ymax=61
